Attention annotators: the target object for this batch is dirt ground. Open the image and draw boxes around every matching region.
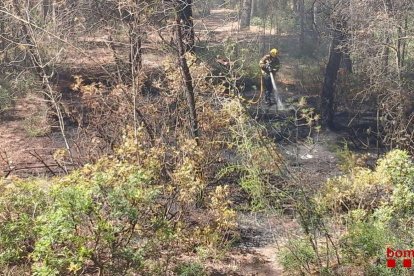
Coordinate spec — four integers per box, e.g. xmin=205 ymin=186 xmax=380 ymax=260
xmin=0 ymin=93 xmax=74 ymax=177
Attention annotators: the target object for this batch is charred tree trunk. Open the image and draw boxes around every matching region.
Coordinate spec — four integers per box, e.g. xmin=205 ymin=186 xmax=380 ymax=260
xmin=292 ymin=0 xmax=299 ymax=13
xmin=240 ymin=0 xmax=252 ymax=29
xmin=342 ymin=42 xmax=352 ymax=73
xmin=383 ymin=37 xmax=390 ymax=74
xmin=298 ymin=0 xmax=305 ymax=52
xmin=42 ymin=0 xmax=50 ymax=21
xmin=250 ymin=0 xmax=257 ymax=18
xmin=201 ymin=1 xmax=211 ymax=17
xmin=256 ymin=0 xmax=266 ymax=18
xmin=397 ymin=19 xmax=406 ymax=69
xmin=0 ymin=8 xmax=4 ymax=54
xmin=175 ymin=5 xmax=199 ymax=142
xmin=129 ymin=0 xmax=153 ymax=143
xmin=383 ymin=0 xmax=393 ymax=74
xmin=178 ymin=0 xmax=195 ymax=52
xmin=342 ymin=52 xmax=352 ymax=73
xmin=321 ymin=22 xmax=346 ymax=129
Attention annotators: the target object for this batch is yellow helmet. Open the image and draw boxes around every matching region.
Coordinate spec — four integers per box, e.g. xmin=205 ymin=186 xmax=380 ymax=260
xmin=270 ymin=48 xmax=279 ymax=57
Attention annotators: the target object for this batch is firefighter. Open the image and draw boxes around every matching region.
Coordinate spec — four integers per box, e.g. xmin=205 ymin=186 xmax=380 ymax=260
xmin=259 ymin=48 xmax=281 ymax=105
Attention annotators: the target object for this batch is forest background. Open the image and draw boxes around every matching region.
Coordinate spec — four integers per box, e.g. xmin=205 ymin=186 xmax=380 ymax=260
xmin=0 ymin=0 xmax=413 ymax=275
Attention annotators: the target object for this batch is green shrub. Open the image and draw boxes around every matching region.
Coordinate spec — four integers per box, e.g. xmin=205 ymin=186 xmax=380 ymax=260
xmin=23 ymin=112 xmax=50 ymax=137
xmin=0 ymin=73 xmax=38 ymax=114
xmin=315 ymin=149 xmax=414 ymax=274
xmin=218 ymin=100 xmax=283 ymax=210
xmin=365 ymin=263 xmax=409 ymax=276
xmin=318 ymin=166 xmax=390 ymax=213
xmin=175 ymin=262 xmax=206 ymax=276
xmin=250 ymin=17 xmax=267 ymax=27
xmin=369 ymin=150 xmax=414 ymax=222
xmin=31 ymin=168 xmax=159 ymax=275
xmin=335 ymin=143 xmax=361 ymax=172
xmin=375 ymin=150 xmax=414 ymax=240
xmin=376 ymin=149 xmax=414 ymax=187
xmin=307 ymin=149 xmax=413 ymax=275
xmin=278 ymin=239 xmax=317 ymax=275
xmin=0 ymin=179 xmax=48 ymax=267
xmin=340 ymin=220 xmax=389 ymax=265
xmin=0 ymin=80 xmax=13 ymax=112
xmin=318 ymin=149 xmax=414 ymax=213
xmin=239 ymin=168 xmax=267 ymax=209
xmin=0 ymin=129 xmax=237 ymax=274
xmin=12 ymin=72 xmax=38 ymax=95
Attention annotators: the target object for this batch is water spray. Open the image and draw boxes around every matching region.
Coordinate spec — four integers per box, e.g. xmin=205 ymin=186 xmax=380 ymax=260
xmin=270 ymin=73 xmax=286 ymax=111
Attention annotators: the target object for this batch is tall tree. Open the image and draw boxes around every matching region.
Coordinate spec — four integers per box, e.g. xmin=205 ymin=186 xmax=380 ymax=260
xmin=129 ymin=0 xmax=143 ymax=75
xmin=298 ymin=0 xmax=305 ymax=51
xmin=174 ymin=1 xmax=199 ymax=142
xmin=250 ymin=0 xmax=257 ymax=18
xmin=240 ymin=0 xmax=252 ymax=29
xmin=320 ymin=22 xmax=346 ymax=129
xmin=178 ymin=0 xmax=195 ymax=52
xmin=0 ymin=2 xmax=5 ymax=55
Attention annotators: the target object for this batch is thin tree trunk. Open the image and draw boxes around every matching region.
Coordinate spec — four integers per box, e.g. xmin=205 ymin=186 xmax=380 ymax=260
xmin=240 ymin=0 xmax=252 ymax=29
xmin=250 ymin=0 xmax=257 ymax=18
xmin=51 ymin=0 xmax=56 ymax=30
xmin=179 ymin=0 xmax=195 ymax=52
xmin=292 ymin=0 xmax=299 ymax=13
xmin=383 ymin=37 xmax=390 ymax=74
xmin=129 ymin=0 xmax=143 ymax=139
xmin=299 ymin=0 xmax=305 ymax=52
xmin=175 ymin=5 xmax=199 ymax=142
xmin=256 ymin=0 xmax=265 ymax=18
xmin=401 ymin=16 xmax=408 ymax=67
xmin=342 ymin=38 xmax=352 ymax=73
xmin=397 ymin=25 xmax=402 ymax=69
xmin=321 ymin=22 xmax=346 ymax=129
xmin=12 ymin=0 xmax=50 ymax=75
xmin=0 ymin=9 xmax=4 ymax=53
xmin=342 ymin=52 xmax=352 ymax=73
xmin=383 ymin=0 xmax=393 ymax=74
xmin=129 ymin=1 xmax=142 ymax=75
xmin=42 ymin=0 xmax=50 ymax=21
xmin=310 ymin=0 xmax=319 ymax=44
xmin=201 ymin=1 xmax=211 ymax=17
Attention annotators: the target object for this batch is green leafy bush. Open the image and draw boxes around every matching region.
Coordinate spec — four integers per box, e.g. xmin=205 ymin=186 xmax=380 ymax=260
xmin=0 ymin=129 xmax=237 ymax=275
xmin=0 ymin=179 xmax=48 ymax=267
xmin=23 ymin=112 xmax=50 ymax=137
xmin=278 ymin=239 xmax=318 ymax=275
xmin=318 ymin=166 xmax=391 ymax=212
xmin=0 ymin=80 xmax=13 ymax=112
xmin=250 ymin=17 xmax=266 ymax=27
xmin=365 ymin=263 xmax=409 ymax=276
xmin=317 ymin=149 xmax=414 ymax=213
xmin=175 ymin=262 xmax=206 ymax=276
xmin=31 ymin=167 xmax=160 ymax=275
xmin=313 ymin=149 xmax=414 ymax=274
xmin=218 ymin=100 xmax=283 ymax=210
xmin=340 ymin=219 xmax=389 ymax=265
xmin=376 ymin=149 xmax=414 ymax=187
